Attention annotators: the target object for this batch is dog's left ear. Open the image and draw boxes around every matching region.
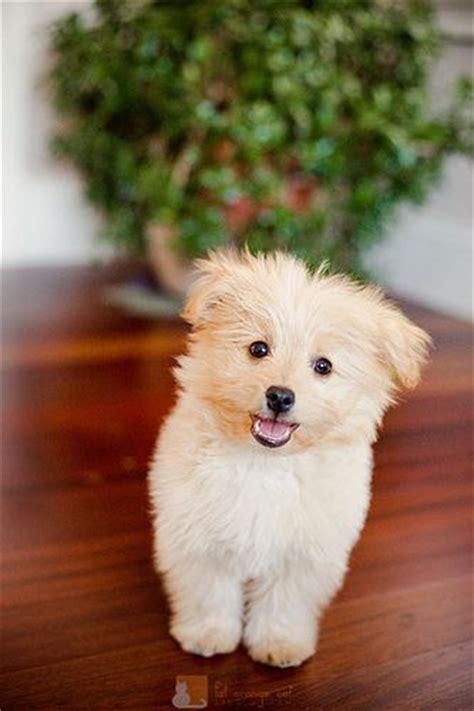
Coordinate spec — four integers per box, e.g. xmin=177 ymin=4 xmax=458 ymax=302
xmin=374 ymin=297 xmax=431 ymax=389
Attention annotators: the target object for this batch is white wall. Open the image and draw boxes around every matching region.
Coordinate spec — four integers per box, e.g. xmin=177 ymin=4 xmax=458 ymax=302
xmin=2 ymin=1 xmax=473 ymax=319
xmin=2 ymin=1 xmax=109 ymax=266
xmin=364 ymin=8 xmax=473 ymax=321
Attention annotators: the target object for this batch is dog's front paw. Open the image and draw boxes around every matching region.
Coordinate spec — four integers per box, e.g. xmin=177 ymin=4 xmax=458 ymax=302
xmin=247 ymin=638 xmax=315 ymax=668
xmin=171 ymin=620 xmax=241 ymax=658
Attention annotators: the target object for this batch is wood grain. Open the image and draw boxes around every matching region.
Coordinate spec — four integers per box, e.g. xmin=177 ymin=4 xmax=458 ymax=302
xmin=1 ymin=264 xmax=472 ymax=710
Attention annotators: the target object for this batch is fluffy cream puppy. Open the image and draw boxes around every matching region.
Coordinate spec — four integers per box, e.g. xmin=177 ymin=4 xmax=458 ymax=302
xmin=148 ymin=250 xmax=430 ymax=668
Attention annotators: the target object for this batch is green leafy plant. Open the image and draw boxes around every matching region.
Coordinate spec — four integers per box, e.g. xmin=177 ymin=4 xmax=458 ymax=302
xmin=49 ymin=0 xmax=472 ymax=274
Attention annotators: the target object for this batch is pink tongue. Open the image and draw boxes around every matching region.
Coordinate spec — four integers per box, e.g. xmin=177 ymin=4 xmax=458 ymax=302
xmin=259 ymin=418 xmax=290 ymax=438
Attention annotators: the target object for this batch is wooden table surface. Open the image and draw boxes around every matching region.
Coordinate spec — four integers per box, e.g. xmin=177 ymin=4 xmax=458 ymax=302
xmin=1 ymin=265 xmax=472 ymax=710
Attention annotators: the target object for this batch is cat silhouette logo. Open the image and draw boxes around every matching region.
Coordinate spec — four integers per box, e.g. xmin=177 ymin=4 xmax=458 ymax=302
xmin=172 ymin=676 xmax=208 ymax=709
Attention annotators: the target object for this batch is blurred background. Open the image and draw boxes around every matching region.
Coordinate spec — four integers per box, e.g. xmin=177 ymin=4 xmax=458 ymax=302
xmin=2 ymin=0 xmax=473 ymax=317
xmin=2 ymin=3 xmax=473 ymax=708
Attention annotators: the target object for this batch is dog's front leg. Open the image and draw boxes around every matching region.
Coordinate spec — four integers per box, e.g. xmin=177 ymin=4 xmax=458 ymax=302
xmin=163 ymin=556 xmax=243 ymax=658
xmin=243 ymin=561 xmax=342 ymax=668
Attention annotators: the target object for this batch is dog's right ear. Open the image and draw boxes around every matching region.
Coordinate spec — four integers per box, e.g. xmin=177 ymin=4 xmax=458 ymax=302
xmin=182 ymin=250 xmax=238 ymax=328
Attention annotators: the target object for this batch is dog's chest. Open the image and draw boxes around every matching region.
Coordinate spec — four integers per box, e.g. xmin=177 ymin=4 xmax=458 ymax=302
xmin=195 ymin=446 xmax=358 ymax=576
xmin=208 ymin=454 xmax=300 ymax=567
xmin=190 ymin=442 xmax=373 ymax=579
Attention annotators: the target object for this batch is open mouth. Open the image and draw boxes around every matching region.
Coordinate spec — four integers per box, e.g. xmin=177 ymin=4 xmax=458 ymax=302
xmin=250 ymin=414 xmax=299 ymax=448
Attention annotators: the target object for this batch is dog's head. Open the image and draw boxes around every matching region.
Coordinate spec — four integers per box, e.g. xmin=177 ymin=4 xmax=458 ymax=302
xmin=177 ymin=250 xmax=430 ymax=451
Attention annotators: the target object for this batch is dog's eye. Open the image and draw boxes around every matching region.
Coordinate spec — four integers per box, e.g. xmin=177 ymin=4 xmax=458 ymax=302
xmin=313 ymin=357 xmax=332 ymax=375
xmin=249 ymin=341 xmax=270 ymax=359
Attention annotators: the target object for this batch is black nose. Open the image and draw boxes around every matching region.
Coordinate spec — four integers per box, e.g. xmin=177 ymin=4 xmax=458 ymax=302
xmin=266 ymin=386 xmax=295 ymax=414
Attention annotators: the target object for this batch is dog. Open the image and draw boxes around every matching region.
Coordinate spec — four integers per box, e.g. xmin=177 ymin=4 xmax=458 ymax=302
xmin=148 ymin=249 xmax=430 ymax=668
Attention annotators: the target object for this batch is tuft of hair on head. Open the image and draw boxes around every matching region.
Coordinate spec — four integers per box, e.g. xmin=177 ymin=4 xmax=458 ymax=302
xmin=182 ymin=247 xmax=315 ymax=328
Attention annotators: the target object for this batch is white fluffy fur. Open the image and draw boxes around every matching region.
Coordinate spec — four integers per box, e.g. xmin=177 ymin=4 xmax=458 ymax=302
xmin=148 ymin=250 xmax=430 ymax=667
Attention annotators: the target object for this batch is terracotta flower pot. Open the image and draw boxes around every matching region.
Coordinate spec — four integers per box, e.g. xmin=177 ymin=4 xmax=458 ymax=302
xmin=145 ymin=223 xmax=195 ymax=298
xmin=145 ymin=175 xmax=320 ymax=298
